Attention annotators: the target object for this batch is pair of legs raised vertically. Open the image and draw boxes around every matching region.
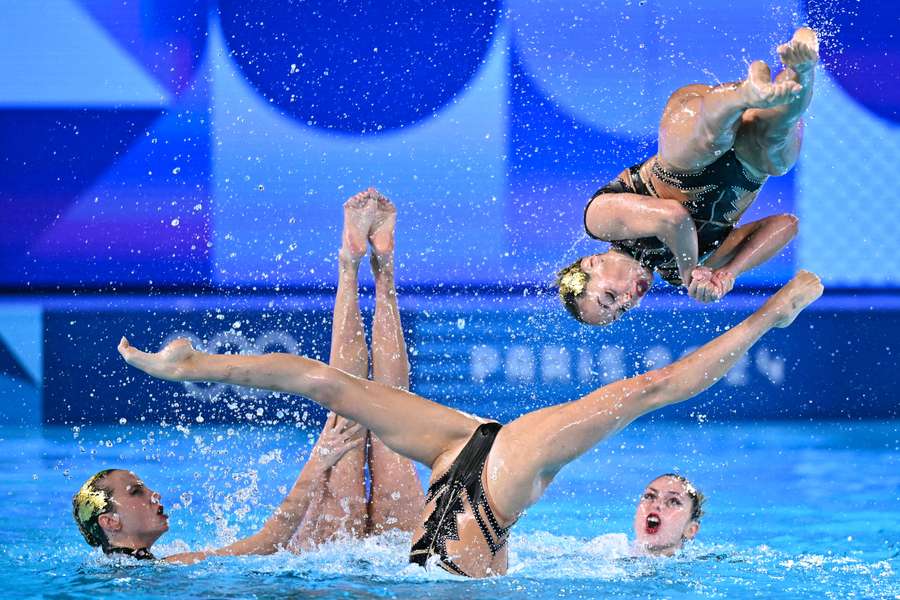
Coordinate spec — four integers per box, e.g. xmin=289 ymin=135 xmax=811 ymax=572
xmin=658 ymin=26 xmax=818 ymax=176
xmin=120 ymin=266 xmax=823 ymax=528
xmin=274 ymin=190 xmax=425 ymax=550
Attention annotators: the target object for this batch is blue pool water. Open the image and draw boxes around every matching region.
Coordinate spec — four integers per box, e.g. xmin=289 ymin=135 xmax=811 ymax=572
xmin=2 ymin=420 xmax=897 ymax=599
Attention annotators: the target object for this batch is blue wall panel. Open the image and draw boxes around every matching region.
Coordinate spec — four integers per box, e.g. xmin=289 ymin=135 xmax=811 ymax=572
xmin=38 ymin=297 xmax=899 ymax=424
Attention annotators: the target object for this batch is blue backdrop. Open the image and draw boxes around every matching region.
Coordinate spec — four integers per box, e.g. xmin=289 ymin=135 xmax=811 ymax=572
xmin=0 ymin=293 xmax=890 ymax=425
xmin=2 ymin=0 xmax=898 ymax=289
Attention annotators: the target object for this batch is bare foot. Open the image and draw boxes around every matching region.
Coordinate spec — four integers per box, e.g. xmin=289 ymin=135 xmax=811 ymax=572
xmin=368 ymin=188 xmax=396 ymax=266
xmin=118 ymin=337 xmax=199 ymax=381
xmin=762 ymin=270 xmax=824 ymax=328
xmin=741 ymin=60 xmax=803 ymax=109
xmin=342 ymin=190 xmax=376 ymax=261
xmin=778 ymin=27 xmax=819 ymax=75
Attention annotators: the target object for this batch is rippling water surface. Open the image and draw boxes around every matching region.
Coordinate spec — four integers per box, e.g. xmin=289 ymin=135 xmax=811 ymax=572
xmin=2 ymin=421 xmax=897 ymax=599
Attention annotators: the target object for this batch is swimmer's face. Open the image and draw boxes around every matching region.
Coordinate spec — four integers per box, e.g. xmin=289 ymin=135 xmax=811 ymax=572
xmin=574 ymin=253 xmax=652 ymax=325
xmin=97 ymin=470 xmax=168 ymax=548
xmin=633 ymin=476 xmax=699 ymax=556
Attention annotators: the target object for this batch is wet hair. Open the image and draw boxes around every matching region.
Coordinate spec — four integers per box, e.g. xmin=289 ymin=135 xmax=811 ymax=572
xmin=658 ymin=473 xmax=705 ymax=522
xmin=555 ymin=257 xmax=590 ymax=323
xmin=73 ymin=469 xmax=118 ymax=550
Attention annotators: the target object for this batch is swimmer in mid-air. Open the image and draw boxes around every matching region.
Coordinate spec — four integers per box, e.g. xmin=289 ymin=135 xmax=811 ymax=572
xmin=74 ymin=190 xmax=424 ymax=563
xmin=120 ymin=249 xmax=822 ymax=576
xmin=557 ymin=27 xmax=819 ymax=325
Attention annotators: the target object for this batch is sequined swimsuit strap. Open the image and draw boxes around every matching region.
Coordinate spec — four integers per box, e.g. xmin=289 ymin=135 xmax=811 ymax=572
xmin=106 ymin=546 xmax=156 ymax=560
xmin=409 ymin=422 xmax=508 ymax=576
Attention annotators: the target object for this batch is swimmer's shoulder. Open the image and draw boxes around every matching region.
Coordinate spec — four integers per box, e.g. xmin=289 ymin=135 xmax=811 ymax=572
xmin=163 ymin=550 xmax=209 ymax=565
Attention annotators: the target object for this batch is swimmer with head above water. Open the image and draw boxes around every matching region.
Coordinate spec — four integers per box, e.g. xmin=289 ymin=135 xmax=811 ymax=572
xmin=557 ymin=27 xmax=819 ymax=325
xmin=74 ymin=190 xmax=424 ymax=563
xmin=634 ymin=474 xmax=704 ymax=556
xmin=119 ymin=203 xmax=823 ymax=576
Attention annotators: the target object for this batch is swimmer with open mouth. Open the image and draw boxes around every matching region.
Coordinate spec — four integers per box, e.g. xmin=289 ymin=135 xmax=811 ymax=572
xmin=633 ymin=474 xmax=704 ymax=556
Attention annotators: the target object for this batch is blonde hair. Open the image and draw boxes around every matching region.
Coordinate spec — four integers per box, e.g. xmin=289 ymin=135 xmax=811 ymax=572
xmin=555 ymin=257 xmax=590 ymax=323
xmin=73 ymin=469 xmax=117 ymax=548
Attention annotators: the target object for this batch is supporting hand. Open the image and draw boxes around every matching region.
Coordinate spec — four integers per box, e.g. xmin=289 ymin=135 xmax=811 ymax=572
xmin=687 ymin=267 xmax=735 ymax=303
xmin=314 ymin=413 xmax=366 ymax=470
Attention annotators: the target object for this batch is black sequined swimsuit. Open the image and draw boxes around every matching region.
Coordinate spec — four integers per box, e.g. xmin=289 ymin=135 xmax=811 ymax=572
xmin=584 ymin=148 xmax=767 ymax=285
xmin=106 ymin=546 xmax=156 ymax=560
xmin=409 ymin=422 xmax=512 ymax=576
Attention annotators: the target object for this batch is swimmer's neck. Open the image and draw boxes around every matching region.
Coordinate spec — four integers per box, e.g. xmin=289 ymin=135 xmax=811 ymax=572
xmin=634 ymin=540 xmax=682 ymax=557
xmin=104 ymin=532 xmax=161 ymax=554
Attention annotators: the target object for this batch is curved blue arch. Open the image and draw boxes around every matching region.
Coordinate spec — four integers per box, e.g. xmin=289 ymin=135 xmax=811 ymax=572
xmin=218 ymin=0 xmax=500 ymax=134
xmin=806 ymin=0 xmax=900 ymax=122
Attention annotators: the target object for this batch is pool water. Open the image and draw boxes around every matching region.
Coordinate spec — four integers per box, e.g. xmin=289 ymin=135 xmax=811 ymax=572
xmin=2 ymin=420 xmax=897 ymax=599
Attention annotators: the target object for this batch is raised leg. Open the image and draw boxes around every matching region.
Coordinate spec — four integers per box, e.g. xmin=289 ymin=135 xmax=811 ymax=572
xmin=119 ymin=339 xmax=480 ymax=469
xmin=294 ymin=192 xmax=374 ymax=545
xmin=735 ymin=27 xmax=818 ymax=176
xmin=364 ymin=193 xmax=425 ymax=535
xmin=658 ymin=51 xmax=803 ymax=173
xmin=486 ymin=271 xmax=823 ymax=521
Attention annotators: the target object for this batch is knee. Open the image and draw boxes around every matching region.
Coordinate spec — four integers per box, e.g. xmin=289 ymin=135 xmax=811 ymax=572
xmin=777 ymin=213 xmax=799 ymax=238
xmin=765 ymin=162 xmax=794 ymax=177
xmin=665 ymin=84 xmax=709 ymax=108
xmin=305 ymin=363 xmax=345 ymax=404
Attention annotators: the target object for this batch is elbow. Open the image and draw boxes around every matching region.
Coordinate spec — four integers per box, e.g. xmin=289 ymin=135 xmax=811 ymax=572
xmin=762 ymin=148 xmax=797 ymax=176
xmin=662 ymin=202 xmax=693 ymax=233
xmin=765 ymin=161 xmax=793 ymax=177
xmin=248 ymin=528 xmax=281 ymax=555
xmin=304 ymin=363 xmax=344 ymax=405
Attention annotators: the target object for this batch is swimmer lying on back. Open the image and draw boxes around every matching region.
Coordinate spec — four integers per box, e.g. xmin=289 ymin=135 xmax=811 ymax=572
xmin=74 ymin=190 xmax=424 ymax=563
xmin=120 ymin=235 xmax=822 ymax=576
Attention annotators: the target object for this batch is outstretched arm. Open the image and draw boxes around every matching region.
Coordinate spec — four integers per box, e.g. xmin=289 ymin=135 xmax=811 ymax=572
xmin=688 ymin=213 xmax=799 ymax=303
xmin=585 ymin=193 xmax=699 ymax=285
xmin=163 ymin=419 xmax=362 ymax=564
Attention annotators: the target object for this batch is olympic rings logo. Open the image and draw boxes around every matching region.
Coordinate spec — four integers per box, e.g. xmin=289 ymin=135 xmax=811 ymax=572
xmin=160 ymin=330 xmax=303 ymax=403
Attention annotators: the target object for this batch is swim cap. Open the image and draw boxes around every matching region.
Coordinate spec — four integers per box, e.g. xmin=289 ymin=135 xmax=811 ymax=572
xmin=73 ymin=469 xmax=116 ymax=548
